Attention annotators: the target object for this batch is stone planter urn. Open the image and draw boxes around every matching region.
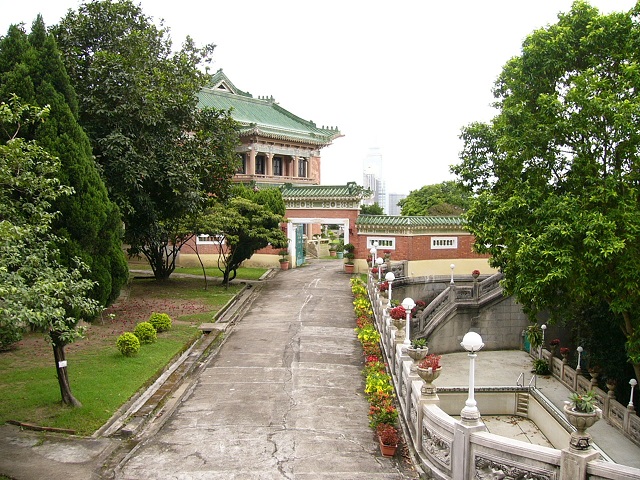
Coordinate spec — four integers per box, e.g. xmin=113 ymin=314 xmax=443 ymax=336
xmin=563 ymin=403 xmax=602 ymax=451
xmin=391 ymin=318 xmax=405 ymax=340
xmin=406 ymin=346 xmax=429 ymax=363
xmin=416 ymin=366 xmax=442 ymax=396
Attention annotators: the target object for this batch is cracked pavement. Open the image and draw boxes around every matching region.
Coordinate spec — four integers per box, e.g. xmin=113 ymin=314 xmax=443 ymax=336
xmin=113 ymin=260 xmax=420 ymax=479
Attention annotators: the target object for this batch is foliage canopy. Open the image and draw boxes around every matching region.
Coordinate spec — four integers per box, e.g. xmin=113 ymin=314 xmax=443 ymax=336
xmin=398 ymin=181 xmax=471 ymax=216
xmin=453 ymin=1 xmax=640 ymax=379
xmin=54 ymin=0 xmax=240 ymax=280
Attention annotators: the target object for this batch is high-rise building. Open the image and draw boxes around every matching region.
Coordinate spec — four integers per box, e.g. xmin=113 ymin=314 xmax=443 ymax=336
xmin=362 ymin=148 xmax=387 ymax=212
xmin=387 ymin=193 xmax=407 ymax=216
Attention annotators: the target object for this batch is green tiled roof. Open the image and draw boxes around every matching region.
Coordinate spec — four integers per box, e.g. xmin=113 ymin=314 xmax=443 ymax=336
xmin=357 ymin=215 xmax=465 ymax=229
xmin=357 ymin=215 xmax=464 ymax=226
xmin=198 ymin=70 xmax=341 ymax=146
xmin=281 ymin=183 xmax=366 ymax=199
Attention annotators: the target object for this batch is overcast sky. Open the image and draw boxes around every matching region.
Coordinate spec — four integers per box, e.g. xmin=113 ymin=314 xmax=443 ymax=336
xmin=1 ymin=0 xmax=638 ymax=195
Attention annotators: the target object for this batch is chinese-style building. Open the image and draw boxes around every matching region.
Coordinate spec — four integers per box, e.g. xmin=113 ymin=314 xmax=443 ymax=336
xmin=178 ymin=71 xmax=494 ymax=277
xmin=197 ymin=70 xmax=342 ymax=186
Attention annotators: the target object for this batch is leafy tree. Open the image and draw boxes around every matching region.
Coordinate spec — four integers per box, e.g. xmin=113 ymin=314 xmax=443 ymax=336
xmin=453 ymin=1 xmax=640 ymax=380
xmin=199 ymin=186 xmax=288 ymax=284
xmin=0 ymin=17 xmax=128 ymax=306
xmin=360 ymin=202 xmax=384 ymax=215
xmin=54 ymin=0 xmax=240 ymax=280
xmin=0 ymin=97 xmax=100 ymax=405
xmin=398 ymin=181 xmax=471 ymax=216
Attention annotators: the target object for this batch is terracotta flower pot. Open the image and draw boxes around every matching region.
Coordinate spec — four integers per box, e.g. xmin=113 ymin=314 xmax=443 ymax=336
xmin=378 ymin=438 xmax=398 ymax=457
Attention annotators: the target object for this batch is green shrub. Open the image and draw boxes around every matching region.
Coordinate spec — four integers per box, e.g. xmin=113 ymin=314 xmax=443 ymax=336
xmin=0 ymin=323 xmax=24 ymax=350
xmin=148 ymin=312 xmax=172 ymax=333
xmin=134 ymin=321 xmax=157 ymax=344
xmin=533 ymin=358 xmax=550 ymax=375
xmin=116 ymin=332 xmax=140 ymax=356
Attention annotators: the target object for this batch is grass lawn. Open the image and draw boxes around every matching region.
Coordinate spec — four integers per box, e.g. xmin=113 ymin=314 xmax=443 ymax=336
xmin=131 ymin=264 xmax=268 ymax=281
xmin=0 ymin=269 xmax=264 ymax=436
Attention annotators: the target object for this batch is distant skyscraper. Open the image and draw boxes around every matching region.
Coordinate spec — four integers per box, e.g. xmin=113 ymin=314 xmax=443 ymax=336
xmin=362 ymin=148 xmax=387 ymax=212
xmin=387 ymin=193 xmax=407 ymax=216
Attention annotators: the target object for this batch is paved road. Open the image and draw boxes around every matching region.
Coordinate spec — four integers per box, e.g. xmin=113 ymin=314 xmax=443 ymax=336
xmin=115 ymin=260 xmax=420 ymax=479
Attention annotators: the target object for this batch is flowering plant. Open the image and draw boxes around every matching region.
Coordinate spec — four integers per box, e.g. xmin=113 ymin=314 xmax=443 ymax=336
xmin=472 ymin=269 xmax=480 ymax=276
xmin=549 ymin=338 xmax=560 ymax=346
xmin=389 ymin=305 xmax=406 ymax=320
xmin=378 ymin=281 xmax=389 ymax=292
xmin=371 ymin=267 xmax=379 ymax=274
xmin=418 ymin=354 xmax=442 ymax=371
xmin=368 ymin=391 xmax=398 ymax=427
xmin=560 ymin=347 xmax=570 ymax=355
xmin=376 ymin=423 xmax=399 ymax=446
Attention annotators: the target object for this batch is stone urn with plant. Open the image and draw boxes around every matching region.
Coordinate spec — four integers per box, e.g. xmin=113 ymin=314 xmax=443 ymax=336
xmin=416 ymin=354 xmax=442 ymax=395
xmin=406 ymin=338 xmax=429 ymax=363
xmin=563 ymin=390 xmax=602 ymax=451
xmin=388 ymin=305 xmax=406 ymax=339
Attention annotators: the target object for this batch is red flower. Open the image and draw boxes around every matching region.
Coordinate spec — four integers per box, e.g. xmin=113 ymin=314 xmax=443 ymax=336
xmin=389 ymin=305 xmax=406 ymax=320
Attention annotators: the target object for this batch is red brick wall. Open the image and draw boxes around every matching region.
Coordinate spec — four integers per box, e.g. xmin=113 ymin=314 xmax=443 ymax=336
xmin=355 ymin=233 xmax=489 ymax=262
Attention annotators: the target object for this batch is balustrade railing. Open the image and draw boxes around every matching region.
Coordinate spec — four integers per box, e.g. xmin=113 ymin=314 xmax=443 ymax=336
xmin=365 ymin=272 xmax=640 ymax=480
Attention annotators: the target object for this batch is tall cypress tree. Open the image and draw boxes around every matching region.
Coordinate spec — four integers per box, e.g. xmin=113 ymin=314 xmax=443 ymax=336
xmin=0 ymin=16 xmax=128 ymax=307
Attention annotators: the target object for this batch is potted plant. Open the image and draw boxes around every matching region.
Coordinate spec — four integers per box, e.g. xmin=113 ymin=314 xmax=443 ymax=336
xmin=335 ymin=240 xmax=344 ymax=259
xmin=563 ymin=390 xmax=602 ymax=450
xmin=278 ymin=249 xmax=289 ymax=270
xmin=388 ymin=305 xmax=406 ymax=331
xmin=549 ymin=338 xmax=560 ymax=356
xmin=416 ymin=354 xmax=442 ymax=395
xmin=406 ymin=337 xmax=429 ymax=362
xmin=560 ymin=347 xmax=570 ymax=363
xmin=376 ymin=423 xmax=399 ymax=457
xmin=471 ymin=269 xmax=480 ymax=279
xmin=329 ymin=244 xmax=337 ymax=257
xmin=343 ymin=243 xmax=355 ymax=254
xmin=526 ymin=324 xmax=543 ymax=353
xmin=532 ymin=358 xmax=550 ymax=375
xmin=344 ymin=251 xmax=355 ymax=274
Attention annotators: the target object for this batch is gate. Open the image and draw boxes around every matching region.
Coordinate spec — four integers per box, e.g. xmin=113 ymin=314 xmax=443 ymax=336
xmin=295 ymin=224 xmax=305 ymax=266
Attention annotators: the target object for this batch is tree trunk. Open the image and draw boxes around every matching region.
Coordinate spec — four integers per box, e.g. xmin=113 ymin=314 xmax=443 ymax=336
xmin=52 ymin=341 xmax=82 ymax=407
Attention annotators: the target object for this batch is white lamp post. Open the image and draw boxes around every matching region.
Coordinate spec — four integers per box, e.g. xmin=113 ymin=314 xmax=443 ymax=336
xmin=385 ymin=271 xmax=395 ymax=307
xmin=460 ymin=331 xmax=484 ymax=424
xmin=540 ymin=324 xmax=547 ymax=359
xmin=401 ymin=297 xmax=416 ymax=347
xmin=629 ymin=379 xmax=638 ymax=410
xmin=376 ymin=257 xmax=384 ymax=281
xmin=576 ymin=346 xmax=583 ymax=372
xmin=450 ymin=263 xmax=455 ymax=284
xmin=370 ymin=241 xmax=379 ymax=269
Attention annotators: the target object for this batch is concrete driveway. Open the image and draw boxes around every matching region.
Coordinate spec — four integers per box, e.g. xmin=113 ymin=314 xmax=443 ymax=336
xmin=114 ymin=260 xmax=420 ymax=479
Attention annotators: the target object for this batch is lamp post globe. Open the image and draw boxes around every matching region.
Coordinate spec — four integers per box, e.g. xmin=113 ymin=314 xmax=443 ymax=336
xmin=385 ymin=271 xmax=395 ymax=307
xmin=375 ymin=257 xmax=384 ymax=281
xmin=401 ymin=297 xmax=415 ymax=346
xmin=629 ymin=379 xmax=638 ymax=409
xmin=577 ymin=346 xmax=583 ymax=372
xmin=450 ymin=263 xmax=455 ymax=284
xmin=460 ymin=331 xmax=484 ymax=424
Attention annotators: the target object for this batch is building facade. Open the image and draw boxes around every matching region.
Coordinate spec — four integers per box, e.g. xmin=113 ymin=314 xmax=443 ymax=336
xmin=197 ymin=70 xmax=342 ymax=187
